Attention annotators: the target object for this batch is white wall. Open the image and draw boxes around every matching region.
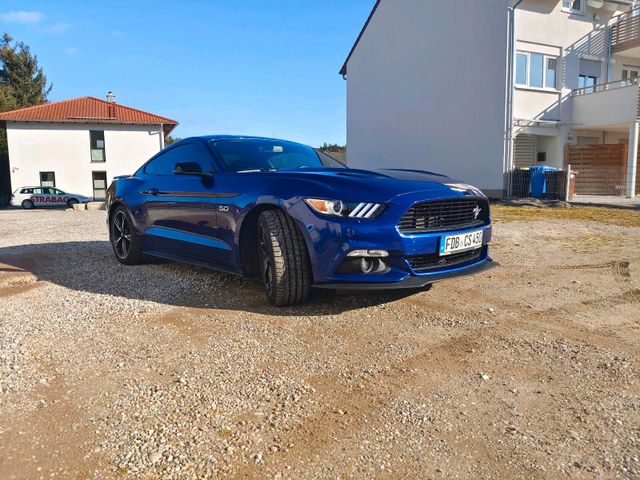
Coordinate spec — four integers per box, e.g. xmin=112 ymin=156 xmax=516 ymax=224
xmin=345 ymin=0 xmax=510 ymax=195
xmin=6 ymin=122 xmax=164 ymax=198
xmin=572 ymin=84 xmax=638 ymax=126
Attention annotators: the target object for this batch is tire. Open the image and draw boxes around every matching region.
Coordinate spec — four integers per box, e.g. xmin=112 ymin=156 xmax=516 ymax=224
xmin=67 ymin=198 xmax=79 ymax=207
xmin=110 ymin=205 xmax=144 ymax=265
xmin=257 ymin=210 xmax=312 ymax=306
xmin=22 ymin=199 xmax=34 ymax=210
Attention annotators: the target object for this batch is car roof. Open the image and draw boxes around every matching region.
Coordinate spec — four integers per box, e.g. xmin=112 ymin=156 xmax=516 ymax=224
xmin=172 ymin=135 xmax=309 ymax=147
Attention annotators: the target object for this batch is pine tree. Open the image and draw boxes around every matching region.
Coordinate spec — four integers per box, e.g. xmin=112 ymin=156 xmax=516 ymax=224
xmin=0 ymin=33 xmax=52 ymax=110
xmin=0 ymin=33 xmax=52 ymax=205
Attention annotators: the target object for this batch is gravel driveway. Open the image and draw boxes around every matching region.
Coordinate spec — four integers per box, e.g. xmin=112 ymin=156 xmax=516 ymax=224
xmin=0 ymin=206 xmax=639 ymax=479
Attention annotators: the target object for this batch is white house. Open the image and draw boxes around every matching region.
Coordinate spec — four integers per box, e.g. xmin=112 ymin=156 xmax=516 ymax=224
xmin=0 ymin=94 xmax=177 ymax=201
xmin=341 ymin=0 xmax=639 ymax=198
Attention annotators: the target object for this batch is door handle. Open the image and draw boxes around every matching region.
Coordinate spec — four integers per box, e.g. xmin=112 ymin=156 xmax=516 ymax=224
xmin=142 ymin=188 xmax=159 ymax=196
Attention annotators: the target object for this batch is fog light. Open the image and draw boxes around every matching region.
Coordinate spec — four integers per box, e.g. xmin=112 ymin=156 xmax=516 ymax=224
xmin=347 ymin=249 xmax=389 ymax=257
xmin=360 ymin=257 xmax=375 ymax=273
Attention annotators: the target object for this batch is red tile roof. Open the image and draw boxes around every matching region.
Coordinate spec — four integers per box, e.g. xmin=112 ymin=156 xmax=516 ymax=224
xmin=0 ymin=96 xmax=178 ymax=135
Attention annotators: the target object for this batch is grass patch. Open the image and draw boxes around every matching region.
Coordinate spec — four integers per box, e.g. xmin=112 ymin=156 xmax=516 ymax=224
xmin=491 ymin=204 xmax=640 ymax=227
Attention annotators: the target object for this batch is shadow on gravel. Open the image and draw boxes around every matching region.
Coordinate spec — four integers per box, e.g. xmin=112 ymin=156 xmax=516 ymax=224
xmin=0 ymin=241 xmax=421 ymax=316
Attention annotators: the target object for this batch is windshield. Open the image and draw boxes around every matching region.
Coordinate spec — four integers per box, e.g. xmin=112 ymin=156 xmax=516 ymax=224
xmin=211 ymin=139 xmax=345 ymax=172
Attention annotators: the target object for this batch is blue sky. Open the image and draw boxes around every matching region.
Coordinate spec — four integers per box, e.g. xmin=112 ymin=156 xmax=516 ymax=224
xmin=0 ymin=1 xmax=374 ymax=146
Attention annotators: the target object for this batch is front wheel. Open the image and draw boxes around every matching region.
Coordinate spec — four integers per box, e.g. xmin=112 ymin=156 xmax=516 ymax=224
xmin=257 ymin=210 xmax=312 ymax=306
xmin=110 ymin=206 xmax=144 ymax=265
xmin=67 ymin=198 xmax=79 ymax=207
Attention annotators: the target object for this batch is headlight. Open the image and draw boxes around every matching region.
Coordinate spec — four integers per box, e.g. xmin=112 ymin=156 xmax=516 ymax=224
xmin=304 ymin=198 xmax=384 ymax=219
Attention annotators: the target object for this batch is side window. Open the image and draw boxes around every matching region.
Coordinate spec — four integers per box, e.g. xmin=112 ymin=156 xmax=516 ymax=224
xmin=145 ymin=144 xmax=213 ymax=175
xmin=42 ymin=188 xmax=55 ymax=194
xmin=33 ymin=188 xmax=43 ymax=195
xmin=21 ymin=188 xmax=33 ymax=194
xmin=90 ymin=131 xmax=106 ymax=162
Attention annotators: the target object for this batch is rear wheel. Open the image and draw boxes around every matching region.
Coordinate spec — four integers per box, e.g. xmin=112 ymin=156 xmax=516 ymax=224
xmin=22 ymin=199 xmax=34 ymax=210
xmin=257 ymin=210 xmax=312 ymax=306
xmin=110 ymin=206 xmax=143 ymax=265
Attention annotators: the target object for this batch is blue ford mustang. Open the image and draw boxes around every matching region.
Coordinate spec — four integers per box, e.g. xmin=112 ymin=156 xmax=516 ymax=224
xmin=106 ymin=135 xmax=497 ymax=305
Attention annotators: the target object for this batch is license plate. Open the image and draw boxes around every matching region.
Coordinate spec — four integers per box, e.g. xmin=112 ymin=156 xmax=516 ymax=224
xmin=439 ymin=229 xmax=484 ymax=256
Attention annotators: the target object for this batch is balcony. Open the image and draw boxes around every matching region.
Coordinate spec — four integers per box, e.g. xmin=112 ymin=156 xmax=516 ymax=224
xmin=611 ymin=10 xmax=640 ymax=54
xmin=572 ymin=79 xmax=639 ymax=128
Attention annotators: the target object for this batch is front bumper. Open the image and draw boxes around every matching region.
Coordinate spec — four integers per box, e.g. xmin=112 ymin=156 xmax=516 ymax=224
xmin=288 ymin=194 xmax=494 ymax=287
xmin=313 ymin=258 xmax=499 ymax=290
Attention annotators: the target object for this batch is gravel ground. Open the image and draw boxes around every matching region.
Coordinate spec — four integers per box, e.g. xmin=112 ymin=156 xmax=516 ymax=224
xmin=0 ymin=206 xmax=639 ymax=479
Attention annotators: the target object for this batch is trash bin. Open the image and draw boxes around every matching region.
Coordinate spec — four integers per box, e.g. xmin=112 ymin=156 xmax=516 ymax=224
xmin=529 ymin=166 xmax=557 ymax=199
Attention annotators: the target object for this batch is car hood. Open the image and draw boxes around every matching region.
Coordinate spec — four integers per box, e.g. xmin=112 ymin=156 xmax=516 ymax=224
xmin=250 ymin=168 xmax=485 ymax=202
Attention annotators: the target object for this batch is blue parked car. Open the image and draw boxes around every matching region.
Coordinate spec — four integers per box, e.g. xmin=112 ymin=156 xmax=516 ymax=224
xmin=106 ymin=136 xmax=496 ymax=305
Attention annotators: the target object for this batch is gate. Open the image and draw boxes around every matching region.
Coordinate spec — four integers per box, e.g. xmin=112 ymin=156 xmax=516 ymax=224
xmin=565 ymin=144 xmax=628 ymax=195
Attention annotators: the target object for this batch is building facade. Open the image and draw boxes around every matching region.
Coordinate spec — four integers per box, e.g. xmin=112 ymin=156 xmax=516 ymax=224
xmin=0 ymin=95 xmax=177 ymax=201
xmin=341 ymin=0 xmax=639 ymax=198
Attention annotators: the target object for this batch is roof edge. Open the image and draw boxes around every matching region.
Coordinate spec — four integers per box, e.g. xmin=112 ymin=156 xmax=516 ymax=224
xmin=339 ymin=0 xmax=382 ymax=76
xmin=0 ymin=96 xmax=179 ymax=125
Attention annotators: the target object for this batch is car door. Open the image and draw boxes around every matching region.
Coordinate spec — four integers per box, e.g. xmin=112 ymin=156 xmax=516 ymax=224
xmin=140 ymin=143 xmax=227 ymax=262
xmin=42 ymin=187 xmax=65 ymax=206
xmin=52 ymin=188 xmax=70 ymax=205
xmin=30 ymin=187 xmax=46 ymax=206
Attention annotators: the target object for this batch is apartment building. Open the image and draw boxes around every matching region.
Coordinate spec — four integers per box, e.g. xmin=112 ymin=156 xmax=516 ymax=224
xmin=341 ymin=0 xmax=639 ymax=198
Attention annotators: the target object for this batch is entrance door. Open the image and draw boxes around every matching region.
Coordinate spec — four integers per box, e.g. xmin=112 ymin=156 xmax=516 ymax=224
xmin=92 ymin=171 xmax=107 ymax=200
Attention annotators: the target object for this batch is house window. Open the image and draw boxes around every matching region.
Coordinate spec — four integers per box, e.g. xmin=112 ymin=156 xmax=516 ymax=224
xmin=90 ymin=130 xmax=106 ymax=162
xmin=578 ymin=58 xmax=600 ymax=92
xmin=515 ymin=51 xmax=558 ymax=90
xmin=622 ymin=66 xmax=640 ymax=85
xmin=39 ymin=171 xmax=56 ymax=187
xmin=92 ymin=171 xmax=107 ymax=200
xmin=562 ymin=0 xmax=584 ymax=14
xmin=545 ymin=58 xmax=557 ymax=89
xmin=578 ymin=75 xmax=597 ymax=93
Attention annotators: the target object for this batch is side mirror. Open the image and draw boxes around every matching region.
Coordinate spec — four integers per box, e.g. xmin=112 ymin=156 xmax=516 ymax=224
xmin=173 ymin=162 xmax=213 ymax=177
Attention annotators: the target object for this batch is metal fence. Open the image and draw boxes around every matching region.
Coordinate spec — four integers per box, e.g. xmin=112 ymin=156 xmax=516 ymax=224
xmin=509 ymin=168 xmax=573 ymax=201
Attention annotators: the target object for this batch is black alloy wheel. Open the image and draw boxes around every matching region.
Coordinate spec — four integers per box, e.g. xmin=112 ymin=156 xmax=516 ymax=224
xmin=110 ymin=206 xmax=143 ymax=265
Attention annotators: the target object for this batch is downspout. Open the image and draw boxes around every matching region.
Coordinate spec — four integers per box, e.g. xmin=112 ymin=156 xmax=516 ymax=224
xmin=505 ymin=0 xmax=526 ymax=198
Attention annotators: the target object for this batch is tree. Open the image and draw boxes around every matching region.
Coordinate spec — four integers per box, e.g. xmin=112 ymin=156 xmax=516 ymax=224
xmin=318 ymin=142 xmax=346 ymax=153
xmin=0 ymin=33 xmax=52 ymax=110
xmin=165 ymin=136 xmax=181 ymax=146
xmin=0 ymin=33 xmax=52 ymax=205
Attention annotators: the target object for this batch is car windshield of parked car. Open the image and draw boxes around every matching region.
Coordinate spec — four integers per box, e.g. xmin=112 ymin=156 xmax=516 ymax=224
xmin=211 ymin=139 xmax=345 ymax=172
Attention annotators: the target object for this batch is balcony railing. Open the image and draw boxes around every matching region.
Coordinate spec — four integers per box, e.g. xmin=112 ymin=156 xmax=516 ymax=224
xmin=572 ymin=77 xmax=639 ymax=96
xmin=611 ymin=8 xmax=640 ymax=53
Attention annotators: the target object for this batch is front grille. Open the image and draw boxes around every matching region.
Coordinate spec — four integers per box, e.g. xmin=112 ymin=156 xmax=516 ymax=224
xmin=397 ymin=198 xmax=489 ymax=234
xmin=406 ymin=247 xmax=484 ymax=273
